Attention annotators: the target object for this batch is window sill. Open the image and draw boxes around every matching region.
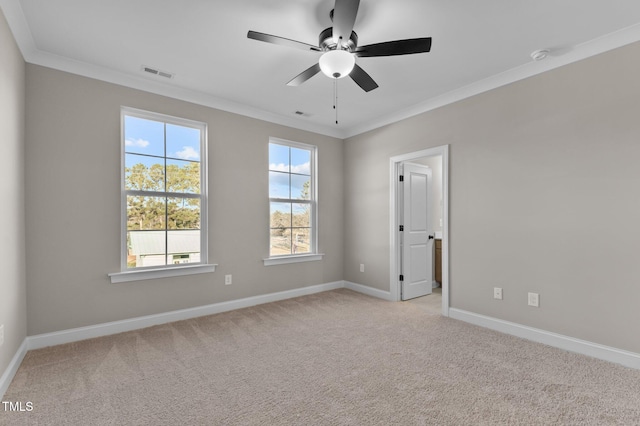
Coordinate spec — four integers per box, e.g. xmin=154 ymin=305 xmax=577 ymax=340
xmin=263 ymin=254 xmax=324 ymax=266
xmin=109 ymin=264 xmax=217 ymax=283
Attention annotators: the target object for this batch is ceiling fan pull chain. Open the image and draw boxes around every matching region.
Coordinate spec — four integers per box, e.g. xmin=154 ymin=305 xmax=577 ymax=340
xmin=335 ymin=78 xmax=339 ymax=125
xmin=333 ymin=77 xmax=336 ymax=111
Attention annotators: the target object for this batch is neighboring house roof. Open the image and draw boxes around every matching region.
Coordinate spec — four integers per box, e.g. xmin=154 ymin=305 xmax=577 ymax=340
xmin=129 ymin=230 xmax=200 ymax=255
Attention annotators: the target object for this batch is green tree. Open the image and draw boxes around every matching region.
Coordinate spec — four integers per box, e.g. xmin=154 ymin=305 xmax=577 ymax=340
xmin=167 ymin=162 xmax=200 ymax=194
xmin=125 ymin=162 xmax=201 ymax=230
xmin=300 ymin=180 xmax=310 ymax=200
xmin=270 ymin=210 xmax=289 ymax=236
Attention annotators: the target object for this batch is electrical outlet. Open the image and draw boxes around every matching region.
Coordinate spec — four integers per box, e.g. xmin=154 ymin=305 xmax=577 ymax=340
xmin=225 ymin=275 xmax=232 ymax=285
xmin=0 ymin=324 xmax=4 ymax=346
xmin=528 ymin=292 xmax=539 ymax=307
xmin=360 ymin=264 xmax=365 ymax=273
xmin=493 ymin=287 xmax=503 ymax=300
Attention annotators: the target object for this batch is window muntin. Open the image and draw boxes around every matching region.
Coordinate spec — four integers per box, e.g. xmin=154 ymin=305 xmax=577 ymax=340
xmin=121 ymin=108 xmax=207 ymax=270
xmin=268 ymin=140 xmax=316 ymax=257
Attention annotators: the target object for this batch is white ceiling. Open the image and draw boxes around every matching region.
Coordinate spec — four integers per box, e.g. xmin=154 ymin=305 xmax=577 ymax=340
xmin=3 ymin=0 xmax=640 ymax=138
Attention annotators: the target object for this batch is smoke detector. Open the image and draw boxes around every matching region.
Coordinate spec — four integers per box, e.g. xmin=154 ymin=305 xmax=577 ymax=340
xmin=530 ymin=49 xmax=550 ymax=61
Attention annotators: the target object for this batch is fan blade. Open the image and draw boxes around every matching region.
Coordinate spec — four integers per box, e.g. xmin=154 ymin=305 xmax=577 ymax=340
xmin=350 ymin=64 xmax=378 ymax=92
xmin=355 ymin=37 xmax=432 ymax=57
xmin=247 ymin=30 xmax=321 ymax=52
xmin=333 ymin=0 xmax=360 ymax=47
xmin=287 ymin=63 xmax=322 ymax=86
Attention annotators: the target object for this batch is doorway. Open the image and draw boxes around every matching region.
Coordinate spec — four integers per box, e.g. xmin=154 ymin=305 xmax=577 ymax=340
xmin=390 ymin=145 xmax=449 ymax=316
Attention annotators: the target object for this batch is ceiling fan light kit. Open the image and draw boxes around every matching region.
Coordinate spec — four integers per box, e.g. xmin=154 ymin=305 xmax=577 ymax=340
xmin=319 ymin=50 xmax=355 ymax=78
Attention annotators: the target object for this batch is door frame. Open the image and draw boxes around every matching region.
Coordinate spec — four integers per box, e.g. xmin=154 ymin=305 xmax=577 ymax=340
xmin=389 ymin=145 xmax=449 ymax=316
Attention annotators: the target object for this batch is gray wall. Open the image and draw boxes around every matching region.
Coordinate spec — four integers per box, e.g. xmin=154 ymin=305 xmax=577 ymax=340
xmin=0 ymin=8 xmax=26 ymax=375
xmin=345 ymin=41 xmax=640 ymax=354
xmin=25 ymin=65 xmax=344 ymax=335
xmin=10 ymin=22 xmax=640 ymax=360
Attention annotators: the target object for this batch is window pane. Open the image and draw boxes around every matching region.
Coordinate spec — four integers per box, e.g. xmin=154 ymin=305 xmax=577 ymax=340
xmin=167 ymin=160 xmax=200 ymax=194
xmin=270 ymin=202 xmax=291 ymax=229
xmin=127 ymin=196 xmax=166 ymax=230
xmin=267 ymin=140 xmax=315 ymax=259
xmin=166 ymin=124 xmax=200 ymax=161
xmin=269 ymin=171 xmax=290 ymax=199
xmin=127 ymin=230 xmax=166 ymax=268
xmin=125 ymin=154 xmax=164 ymax=191
xmin=167 ymin=230 xmax=200 ymax=265
xmin=269 ymin=143 xmax=290 ymax=172
xmin=270 ymin=229 xmax=291 ymax=256
xmin=291 ymin=148 xmax=310 ymax=175
xmin=124 ymin=116 xmax=164 ymax=156
xmin=291 ymin=228 xmax=310 ymax=254
xmin=122 ymin=110 xmax=207 ymax=271
xmin=291 ymin=174 xmax=311 ymax=200
xmin=168 ymin=197 xmax=200 ymax=230
xmin=292 ymin=203 xmax=310 ymax=228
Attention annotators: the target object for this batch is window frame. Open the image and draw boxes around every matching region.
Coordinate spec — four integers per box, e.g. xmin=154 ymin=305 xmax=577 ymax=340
xmin=109 ymin=107 xmax=215 ymax=283
xmin=264 ymin=137 xmax=323 ymax=266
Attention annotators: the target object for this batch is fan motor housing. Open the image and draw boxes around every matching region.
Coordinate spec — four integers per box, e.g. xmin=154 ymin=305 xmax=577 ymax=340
xmin=319 ymin=27 xmax=358 ymax=52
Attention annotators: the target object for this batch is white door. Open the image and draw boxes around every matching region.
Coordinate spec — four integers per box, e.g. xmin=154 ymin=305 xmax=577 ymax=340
xmin=401 ymin=163 xmax=433 ymax=300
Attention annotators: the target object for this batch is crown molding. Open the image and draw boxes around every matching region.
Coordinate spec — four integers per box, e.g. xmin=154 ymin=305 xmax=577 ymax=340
xmin=0 ymin=0 xmax=36 ymax=58
xmin=3 ymin=0 xmax=640 ymax=140
xmin=0 ymin=0 xmax=345 ymax=138
xmin=26 ymin=49 xmax=347 ymax=139
xmin=342 ymin=22 xmax=640 ymax=138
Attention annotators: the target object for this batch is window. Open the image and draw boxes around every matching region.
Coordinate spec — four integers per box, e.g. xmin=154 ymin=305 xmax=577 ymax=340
xmin=110 ymin=107 xmax=214 ymax=282
xmin=266 ymin=138 xmax=322 ymax=265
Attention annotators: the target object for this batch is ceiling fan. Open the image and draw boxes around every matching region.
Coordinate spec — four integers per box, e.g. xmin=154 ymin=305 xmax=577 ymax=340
xmin=247 ymin=0 xmax=432 ymax=92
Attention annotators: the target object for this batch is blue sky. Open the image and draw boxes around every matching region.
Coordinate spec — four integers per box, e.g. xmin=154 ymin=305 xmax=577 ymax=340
xmin=268 ymin=144 xmax=310 ymax=174
xmin=124 ymin=115 xmax=200 ymax=161
xmin=269 ymin=143 xmax=310 ymax=200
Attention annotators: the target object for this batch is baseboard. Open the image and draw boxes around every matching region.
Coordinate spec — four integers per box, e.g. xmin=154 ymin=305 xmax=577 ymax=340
xmin=0 ymin=339 xmax=28 ymax=399
xmin=10 ymin=287 xmax=638 ymax=397
xmin=344 ymin=281 xmax=393 ymax=301
xmin=449 ymin=308 xmax=640 ymax=370
xmin=27 ymin=280 xmax=394 ymax=351
xmin=27 ymin=281 xmax=344 ymax=351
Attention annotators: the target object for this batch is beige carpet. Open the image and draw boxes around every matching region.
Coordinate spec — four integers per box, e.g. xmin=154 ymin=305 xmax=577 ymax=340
xmin=408 ymin=287 xmax=443 ymax=315
xmin=2 ymin=289 xmax=640 ymax=425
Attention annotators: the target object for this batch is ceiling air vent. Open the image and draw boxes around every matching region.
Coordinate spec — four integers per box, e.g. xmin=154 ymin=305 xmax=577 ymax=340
xmin=141 ymin=65 xmax=174 ymax=79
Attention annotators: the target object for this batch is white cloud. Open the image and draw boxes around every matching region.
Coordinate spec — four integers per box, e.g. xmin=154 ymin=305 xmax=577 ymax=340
xmin=175 ymin=146 xmax=200 ymax=160
xmin=269 ymin=163 xmax=288 ymax=172
xmin=292 ymin=162 xmax=310 ymax=174
xmin=125 ymin=138 xmax=150 ymax=148
xmin=269 ymin=162 xmax=310 ymax=175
